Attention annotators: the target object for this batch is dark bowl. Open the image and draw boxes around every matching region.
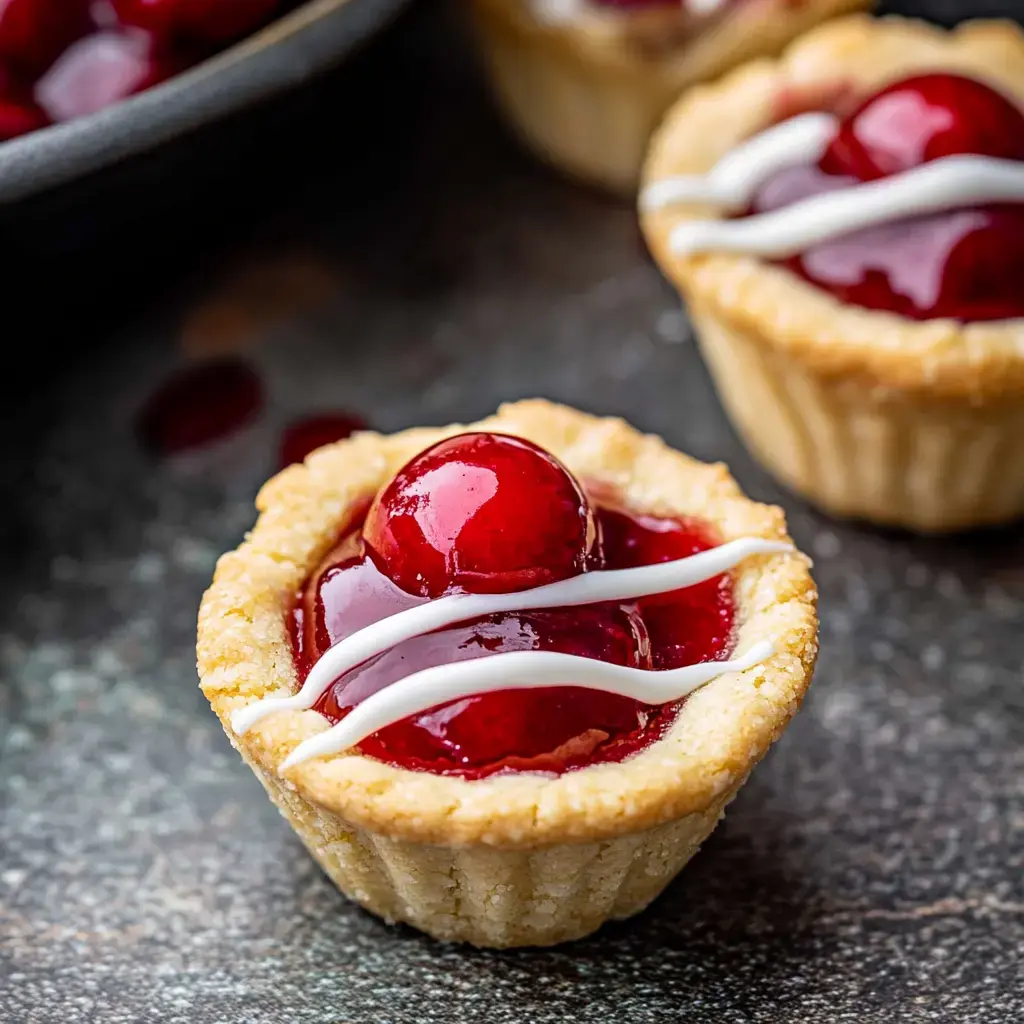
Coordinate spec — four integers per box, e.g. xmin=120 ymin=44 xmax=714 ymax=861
xmin=0 ymin=0 xmax=411 ymax=205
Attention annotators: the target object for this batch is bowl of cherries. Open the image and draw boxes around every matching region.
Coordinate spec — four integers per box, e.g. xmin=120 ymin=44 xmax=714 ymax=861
xmin=0 ymin=0 xmax=409 ymax=201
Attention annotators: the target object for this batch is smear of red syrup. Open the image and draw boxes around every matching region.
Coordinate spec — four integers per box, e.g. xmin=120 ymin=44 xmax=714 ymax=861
xmin=296 ymin=504 xmax=734 ymax=779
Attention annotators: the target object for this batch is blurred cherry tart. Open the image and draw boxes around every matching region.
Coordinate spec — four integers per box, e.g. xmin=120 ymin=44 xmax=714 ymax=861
xmin=198 ymin=401 xmax=816 ymax=948
xmin=463 ymin=0 xmax=869 ymax=193
xmin=641 ymin=16 xmax=1024 ymax=531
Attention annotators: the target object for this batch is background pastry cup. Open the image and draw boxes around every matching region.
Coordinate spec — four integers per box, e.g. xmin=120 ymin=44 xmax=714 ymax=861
xmin=689 ymin=302 xmax=1024 ymax=532
xmin=641 ymin=16 xmax=1024 ymax=532
xmin=198 ymin=401 xmax=817 ymax=948
xmin=464 ymin=0 xmax=872 ymax=195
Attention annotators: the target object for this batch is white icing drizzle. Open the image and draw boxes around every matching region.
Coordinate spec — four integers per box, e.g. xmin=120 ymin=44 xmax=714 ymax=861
xmin=229 ymin=537 xmax=791 ymax=770
xmin=669 ymin=157 xmax=1024 ymax=258
xmin=640 ymin=111 xmax=1024 ymax=259
xmin=640 ymin=112 xmax=837 ymax=212
xmin=279 ymin=641 xmax=774 ymax=771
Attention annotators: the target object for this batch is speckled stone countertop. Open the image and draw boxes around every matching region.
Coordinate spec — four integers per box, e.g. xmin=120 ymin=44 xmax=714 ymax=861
xmin=2 ymin=3 xmax=1023 ymax=1022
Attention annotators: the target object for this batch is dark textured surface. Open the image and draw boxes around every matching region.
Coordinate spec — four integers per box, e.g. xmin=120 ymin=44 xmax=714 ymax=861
xmin=2 ymin=3 xmax=1023 ymax=1022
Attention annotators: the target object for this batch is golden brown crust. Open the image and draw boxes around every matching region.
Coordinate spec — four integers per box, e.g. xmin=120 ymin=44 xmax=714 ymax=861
xmin=641 ymin=15 xmax=1024 ymax=402
xmin=198 ymin=400 xmax=817 ymax=849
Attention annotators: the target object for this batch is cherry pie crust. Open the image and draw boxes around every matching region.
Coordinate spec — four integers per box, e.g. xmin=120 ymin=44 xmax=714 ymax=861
xmin=197 ymin=400 xmax=816 ymax=947
xmin=642 ymin=16 xmax=1024 ymax=531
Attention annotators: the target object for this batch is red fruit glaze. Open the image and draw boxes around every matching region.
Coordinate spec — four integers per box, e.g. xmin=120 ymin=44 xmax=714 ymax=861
xmin=749 ymin=73 xmax=1024 ymax=321
xmin=363 ymin=433 xmax=597 ymax=599
xmin=294 ymin=497 xmax=735 ymax=779
xmin=599 ymin=506 xmax=732 ymax=669
xmin=821 ymin=73 xmax=1024 ymax=182
xmin=34 ymin=29 xmax=178 ymax=122
xmin=112 ymin=0 xmax=280 ymax=44
xmin=136 ymin=358 xmax=263 ymax=456
xmin=278 ymin=412 xmax=368 ymax=469
xmin=0 ymin=0 xmax=91 ymax=75
xmin=751 ymin=163 xmax=1024 ymax=322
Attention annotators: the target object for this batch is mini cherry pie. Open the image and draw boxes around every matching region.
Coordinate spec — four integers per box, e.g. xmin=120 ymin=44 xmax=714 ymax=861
xmin=198 ymin=401 xmax=816 ymax=947
xmin=641 ymin=15 xmax=1024 ymax=531
xmin=464 ymin=0 xmax=870 ymax=193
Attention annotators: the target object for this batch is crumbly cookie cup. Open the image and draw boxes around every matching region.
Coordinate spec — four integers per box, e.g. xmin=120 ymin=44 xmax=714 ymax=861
xmin=198 ymin=400 xmax=816 ymax=948
xmin=464 ymin=0 xmax=871 ymax=195
xmin=232 ymin=737 xmax=741 ymax=947
xmin=690 ymin=301 xmax=1024 ymax=532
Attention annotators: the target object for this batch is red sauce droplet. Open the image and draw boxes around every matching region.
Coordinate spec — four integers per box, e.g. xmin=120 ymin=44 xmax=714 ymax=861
xmin=278 ymin=412 xmax=368 ymax=469
xmin=293 ymin=498 xmax=734 ymax=780
xmin=749 ymin=73 xmax=1024 ymax=322
xmin=136 ymin=358 xmax=263 ymax=456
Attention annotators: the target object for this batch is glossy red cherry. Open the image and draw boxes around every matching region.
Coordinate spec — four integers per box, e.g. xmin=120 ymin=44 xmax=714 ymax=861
xmin=112 ymin=0 xmax=280 ymax=44
xmin=34 ymin=29 xmax=179 ymax=122
xmin=0 ymin=0 xmax=91 ymax=75
xmin=362 ymin=432 xmax=597 ymax=598
xmin=0 ymin=62 xmax=46 ymax=139
xmin=821 ymin=73 xmax=1024 ymax=182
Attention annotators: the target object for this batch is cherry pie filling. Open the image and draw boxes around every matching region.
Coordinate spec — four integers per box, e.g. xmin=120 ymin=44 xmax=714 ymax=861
xmin=748 ymin=73 xmax=1024 ymax=321
xmin=289 ymin=432 xmax=736 ymax=779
